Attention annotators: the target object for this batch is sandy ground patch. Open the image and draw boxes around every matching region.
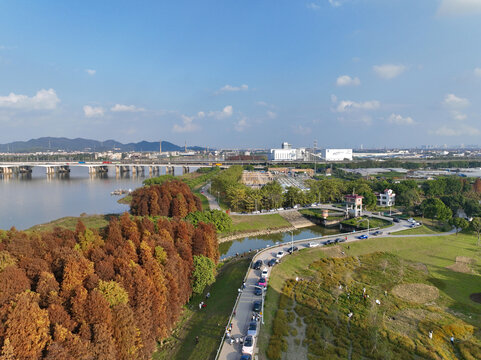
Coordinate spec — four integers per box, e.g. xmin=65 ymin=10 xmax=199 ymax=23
xmin=469 ymin=293 xmax=481 ymax=304
xmin=446 ymin=256 xmax=475 ymax=274
xmin=392 ymin=283 xmax=439 ymax=304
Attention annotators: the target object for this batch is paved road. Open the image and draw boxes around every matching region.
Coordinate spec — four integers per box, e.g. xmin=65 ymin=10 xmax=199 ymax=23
xmin=202 ymin=182 xmax=221 ymax=210
xmin=215 ymin=220 xmax=455 ymax=360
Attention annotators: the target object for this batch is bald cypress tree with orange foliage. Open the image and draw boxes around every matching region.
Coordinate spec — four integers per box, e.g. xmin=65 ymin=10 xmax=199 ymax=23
xmin=3 ymin=291 xmax=51 ymax=360
xmin=0 ymin=181 xmax=219 ymax=360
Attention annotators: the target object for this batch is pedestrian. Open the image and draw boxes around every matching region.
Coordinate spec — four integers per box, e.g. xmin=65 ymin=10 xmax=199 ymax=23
xmin=347 ymin=245 xmax=350 ymax=249
xmin=195 ymin=336 xmax=199 ymax=345
xmin=242 ymin=282 xmax=246 ymax=289
xmin=450 ymin=336 xmax=454 ymax=344
xmin=206 ymin=292 xmax=210 ymax=299
xmin=429 ymin=331 xmax=433 ymax=339
xmin=363 ymin=287 xmax=366 ymax=294
xmin=199 ymin=302 xmax=203 ymax=310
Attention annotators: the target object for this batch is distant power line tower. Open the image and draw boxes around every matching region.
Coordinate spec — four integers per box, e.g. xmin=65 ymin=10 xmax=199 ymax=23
xmin=159 ymin=140 xmax=162 ymax=154
xmin=313 ymin=140 xmax=318 ymax=175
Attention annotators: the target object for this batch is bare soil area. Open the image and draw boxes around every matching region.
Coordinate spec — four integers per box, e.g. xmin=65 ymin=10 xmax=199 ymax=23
xmin=392 ymin=283 xmax=439 ymax=304
xmin=446 ymin=256 xmax=475 ymax=274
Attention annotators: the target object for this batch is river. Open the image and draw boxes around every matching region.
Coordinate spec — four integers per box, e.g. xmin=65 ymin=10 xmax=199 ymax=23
xmin=219 ymin=225 xmax=342 ymax=260
xmin=0 ymin=166 xmax=189 ymax=230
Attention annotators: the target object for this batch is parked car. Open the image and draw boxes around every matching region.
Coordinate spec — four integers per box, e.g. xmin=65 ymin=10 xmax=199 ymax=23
xmin=254 ymin=286 xmax=263 ymax=296
xmin=268 ymin=258 xmax=279 ymax=267
xmin=240 ymin=355 xmax=252 ymax=360
xmin=276 ymin=251 xmax=285 ymax=258
xmin=252 ymin=300 xmax=262 ymax=312
xmin=253 ymin=260 xmax=263 ymax=270
xmin=247 ymin=321 xmax=258 ymax=336
xmin=277 ymin=207 xmax=284 ymax=211
xmin=287 ymin=246 xmax=298 ymax=254
xmin=337 ymin=237 xmax=347 ymax=243
xmin=358 ymin=234 xmax=368 ymax=239
xmin=261 ymin=267 xmax=269 ymax=278
xmin=324 ymin=239 xmax=334 ymax=245
xmin=257 ymin=277 xmax=267 ymax=288
xmin=242 ymin=335 xmax=255 ymax=355
xmin=307 ymin=242 xmax=319 ymax=248
xmin=393 ymin=218 xmax=400 ymax=223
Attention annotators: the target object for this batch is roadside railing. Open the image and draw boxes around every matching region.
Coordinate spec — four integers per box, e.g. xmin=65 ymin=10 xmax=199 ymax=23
xmin=213 ymin=227 xmax=380 ymax=360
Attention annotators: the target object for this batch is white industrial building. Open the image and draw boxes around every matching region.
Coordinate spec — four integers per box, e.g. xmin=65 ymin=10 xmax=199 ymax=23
xmin=321 ymin=149 xmax=353 ymax=161
xmin=268 ymin=142 xmax=306 ymax=161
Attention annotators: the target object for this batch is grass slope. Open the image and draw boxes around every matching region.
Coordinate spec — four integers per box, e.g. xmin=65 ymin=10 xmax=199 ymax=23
xmin=228 ymin=214 xmax=291 ymax=234
xmin=153 ymin=257 xmax=251 ymax=360
xmin=260 ymin=234 xmax=481 ymax=360
xmin=28 ymin=214 xmax=113 ymax=232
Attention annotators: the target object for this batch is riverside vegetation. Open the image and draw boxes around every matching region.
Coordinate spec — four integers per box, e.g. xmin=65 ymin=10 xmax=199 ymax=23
xmin=261 ymin=234 xmax=481 ymax=360
xmin=0 ymin=180 xmax=219 ymax=360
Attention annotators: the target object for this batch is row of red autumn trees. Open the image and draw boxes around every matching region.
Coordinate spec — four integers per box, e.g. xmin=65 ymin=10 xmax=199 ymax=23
xmin=130 ymin=180 xmax=202 ymax=217
xmin=0 ymin=180 xmax=219 ymax=360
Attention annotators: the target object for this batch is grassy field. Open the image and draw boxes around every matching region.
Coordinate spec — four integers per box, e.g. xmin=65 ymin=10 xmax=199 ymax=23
xmin=227 ymin=214 xmax=291 ymax=234
xmin=117 ymin=194 xmax=132 ymax=205
xmin=259 ymin=234 xmax=481 ymax=360
xmin=28 ymin=214 xmax=114 ymax=232
xmin=152 ymin=257 xmax=252 ymax=360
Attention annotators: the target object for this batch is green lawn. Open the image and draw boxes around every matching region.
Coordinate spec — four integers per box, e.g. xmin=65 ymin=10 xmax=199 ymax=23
xmin=117 ymin=194 xmax=132 ymax=205
xmin=193 ymin=192 xmax=210 ymax=211
xmin=395 ymin=218 xmax=452 ymax=235
xmin=260 ymin=234 xmax=481 ymax=359
xmin=28 ymin=214 xmax=114 ymax=232
xmin=227 ymin=214 xmax=291 ymax=234
xmin=152 ymin=257 xmax=252 ymax=360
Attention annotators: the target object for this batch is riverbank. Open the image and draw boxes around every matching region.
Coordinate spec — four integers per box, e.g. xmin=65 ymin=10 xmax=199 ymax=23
xmin=219 ymin=225 xmax=297 ymax=243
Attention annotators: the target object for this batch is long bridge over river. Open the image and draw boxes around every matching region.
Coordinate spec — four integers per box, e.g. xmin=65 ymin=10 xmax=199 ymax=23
xmin=0 ymin=162 xmax=212 ymax=176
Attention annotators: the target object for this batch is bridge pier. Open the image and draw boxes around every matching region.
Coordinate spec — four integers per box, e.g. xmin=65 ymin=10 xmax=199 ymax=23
xmin=182 ymin=166 xmax=190 ymax=174
xmin=46 ymin=166 xmax=57 ymax=174
xmin=58 ymin=165 xmax=70 ymax=174
xmin=116 ymin=165 xmax=129 ymax=174
xmin=165 ymin=166 xmax=175 ymax=175
xmin=19 ymin=165 xmax=32 ymax=174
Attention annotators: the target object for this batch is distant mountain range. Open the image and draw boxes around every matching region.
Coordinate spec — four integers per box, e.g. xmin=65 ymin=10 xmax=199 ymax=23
xmin=0 ymin=137 xmax=206 ymax=153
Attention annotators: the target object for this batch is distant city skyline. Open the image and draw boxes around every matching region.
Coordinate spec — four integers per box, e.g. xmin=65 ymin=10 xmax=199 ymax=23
xmin=1 ymin=1 xmax=481 ymax=148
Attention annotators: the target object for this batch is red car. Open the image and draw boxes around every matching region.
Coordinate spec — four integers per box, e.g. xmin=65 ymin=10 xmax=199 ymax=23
xmin=257 ymin=277 xmax=267 ymax=288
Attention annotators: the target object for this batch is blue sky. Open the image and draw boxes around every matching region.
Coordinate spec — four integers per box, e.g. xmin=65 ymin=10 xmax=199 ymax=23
xmin=1 ymin=0 xmax=481 ymax=149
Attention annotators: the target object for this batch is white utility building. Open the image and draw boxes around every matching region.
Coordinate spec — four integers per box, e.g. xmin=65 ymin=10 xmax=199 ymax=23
xmin=321 ymin=149 xmax=353 ymax=161
xmin=268 ymin=142 xmax=306 ymax=161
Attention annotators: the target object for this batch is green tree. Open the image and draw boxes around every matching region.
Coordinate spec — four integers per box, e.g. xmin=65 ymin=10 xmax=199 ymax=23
xmin=450 ymin=217 xmax=469 ymax=235
xmin=421 ymin=198 xmax=451 ymax=223
xmin=471 ymin=217 xmax=481 ymax=246
xmin=191 ymin=255 xmax=216 ymax=294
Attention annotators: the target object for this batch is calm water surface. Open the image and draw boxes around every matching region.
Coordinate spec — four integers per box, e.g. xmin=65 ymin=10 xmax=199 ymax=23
xmin=219 ymin=225 xmax=343 ymax=260
xmin=0 ymin=166 xmax=188 ymax=230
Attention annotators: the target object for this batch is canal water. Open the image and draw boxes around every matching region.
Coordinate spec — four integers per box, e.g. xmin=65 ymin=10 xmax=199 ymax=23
xmin=0 ymin=165 xmax=189 ymax=230
xmin=219 ymin=225 xmax=342 ymax=260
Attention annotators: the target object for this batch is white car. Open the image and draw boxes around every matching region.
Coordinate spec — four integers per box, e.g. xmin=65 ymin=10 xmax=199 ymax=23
xmin=242 ymin=335 xmax=255 ymax=355
xmin=261 ymin=267 xmax=269 ymax=278
xmin=307 ymin=242 xmax=319 ymax=248
xmin=276 ymin=251 xmax=285 ymax=258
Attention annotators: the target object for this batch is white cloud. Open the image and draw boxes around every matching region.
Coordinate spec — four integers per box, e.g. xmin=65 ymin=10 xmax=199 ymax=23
xmin=197 ymin=111 xmax=205 ymax=118
xmin=266 ymin=110 xmax=277 ymax=119
xmin=474 ymin=67 xmax=481 ymax=77
xmin=306 ymin=2 xmax=321 ymax=10
xmin=293 ymin=125 xmax=312 ymax=135
xmin=83 ymin=105 xmax=104 ymax=118
xmin=336 ymin=75 xmax=361 ymax=87
xmin=438 ymin=0 xmax=481 ymax=16
xmin=328 ymin=0 xmax=342 ymax=7
xmin=335 ymin=100 xmax=380 ymax=113
xmin=85 ymin=69 xmax=96 ymax=76
xmin=451 ymin=111 xmax=467 ymax=121
xmin=443 ymin=93 xmax=470 ymax=108
xmin=208 ymin=105 xmax=233 ymax=119
xmin=387 ymin=113 xmax=415 ymax=125
xmin=234 ymin=118 xmax=249 ymax=132
xmin=434 ymin=124 xmax=480 ymax=136
xmin=216 ymin=84 xmax=248 ymax=94
xmin=173 ymin=114 xmax=200 ymax=133
xmin=373 ymin=64 xmax=406 ymax=79
xmin=0 ymin=89 xmax=60 ymax=110
xmin=110 ymin=104 xmax=145 ymax=112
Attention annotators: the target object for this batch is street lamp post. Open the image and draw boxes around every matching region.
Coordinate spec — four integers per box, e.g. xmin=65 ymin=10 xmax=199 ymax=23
xmin=289 ymin=230 xmax=294 ymax=250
